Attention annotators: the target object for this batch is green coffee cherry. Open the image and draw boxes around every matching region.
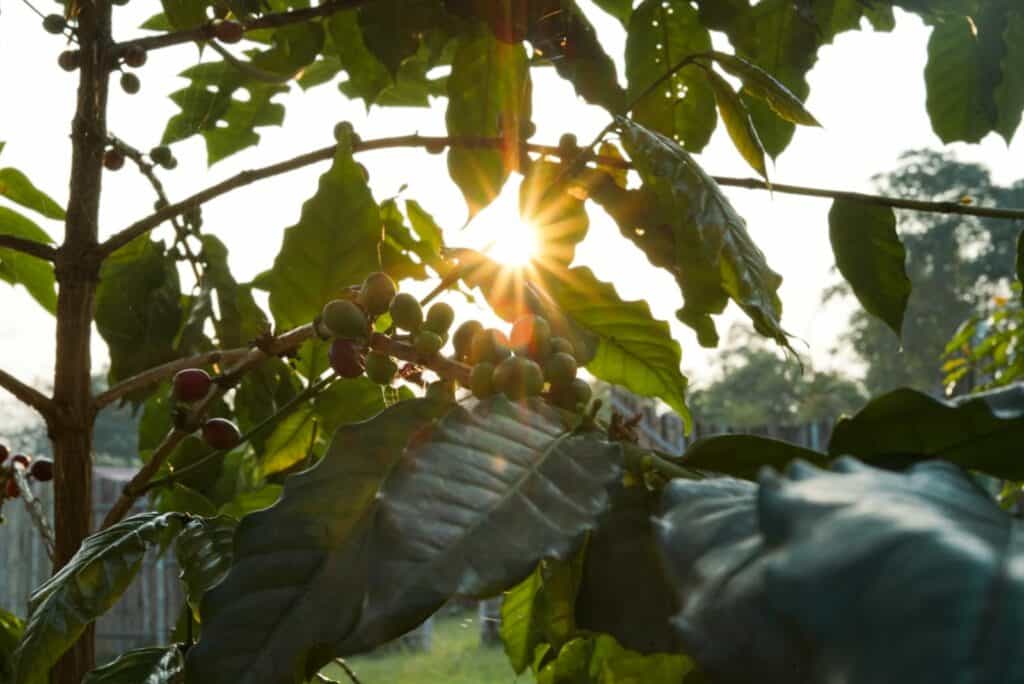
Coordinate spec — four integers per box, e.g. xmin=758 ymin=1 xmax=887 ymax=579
xmin=426 ymin=379 xmax=457 ymax=403
xmin=359 ymin=272 xmax=397 ymax=316
xmin=493 ymin=356 xmax=544 ymax=400
xmin=470 ymin=362 xmax=495 ymax=398
xmin=544 ymin=352 xmax=578 ymax=388
xmin=551 ymin=377 xmax=592 ymax=412
xmin=390 ymin=292 xmax=423 ymax=332
xmin=365 ymin=351 xmax=397 ymax=385
xmin=571 ymin=378 xmax=592 ymax=407
xmin=469 ymin=328 xmax=511 ymax=365
xmin=510 ymin=315 xmax=552 ymax=360
xmin=424 ymin=302 xmax=455 ymax=336
xmin=322 ymin=299 xmax=368 ymax=340
xmin=550 ymin=336 xmax=575 ymax=357
xmin=415 ymin=330 xmax=445 ymax=357
xmin=453 ymin=320 xmax=483 ymax=361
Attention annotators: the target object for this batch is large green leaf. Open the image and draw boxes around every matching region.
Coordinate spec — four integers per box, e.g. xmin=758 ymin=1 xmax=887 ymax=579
xmin=827 ymin=199 xmax=910 ymax=338
xmin=82 ymin=645 xmax=184 ymax=684
xmin=0 ymin=609 xmax=24 ymax=683
xmin=612 ymin=118 xmax=786 ymax=348
xmin=520 ymin=160 xmax=589 ymax=266
xmin=327 ymin=11 xmax=392 ymax=106
xmin=266 ymin=131 xmax=381 ymax=330
xmin=95 ymin=237 xmax=182 ymax=386
xmin=829 ymin=384 xmax=1024 ymax=479
xmin=13 ymin=513 xmax=187 ymax=684
xmin=175 ymin=516 xmax=237 ymax=622
xmin=0 ymin=207 xmax=56 ymax=314
xmin=994 ymin=9 xmax=1024 ymax=143
xmin=446 ymin=25 xmax=530 ymax=216
xmin=200 ymin=235 xmax=269 ymax=348
xmin=538 ymin=266 xmax=692 ymax=428
xmin=656 ymin=458 xmax=1024 ymax=683
xmin=338 ymin=397 xmax=623 ymax=653
xmin=680 ymin=434 xmax=828 ymax=480
xmin=356 ymin=0 xmax=446 ymax=76
xmin=625 ymin=0 xmax=715 ymax=152
xmin=536 ymin=634 xmax=693 ymax=684
xmin=0 ymin=168 xmax=64 ymax=219
xmin=186 ymin=399 xmax=451 ymax=684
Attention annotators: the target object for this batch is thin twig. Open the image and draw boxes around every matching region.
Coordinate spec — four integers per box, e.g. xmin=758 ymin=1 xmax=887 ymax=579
xmin=0 ymin=367 xmax=56 ymax=418
xmin=12 ymin=464 xmax=56 ymax=562
xmin=0 ymin=234 xmax=58 ymax=261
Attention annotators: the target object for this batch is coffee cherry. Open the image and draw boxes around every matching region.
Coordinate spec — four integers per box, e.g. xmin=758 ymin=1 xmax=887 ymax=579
xmin=510 ymin=315 xmax=552 ymax=360
xmin=414 ymin=330 xmax=445 ymax=358
xmin=322 ymin=299 xmax=369 ymax=340
xmin=120 ymin=72 xmax=141 ymax=94
xmin=103 ymin=148 xmax=125 ymax=171
xmin=389 ymin=292 xmax=423 ymax=332
xmin=426 ymin=379 xmax=456 ymax=403
xmin=359 ymin=272 xmax=397 ymax=316
xmin=30 ymin=459 xmax=54 ymax=482
xmin=544 ymin=352 xmax=578 ymax=388
xmin=43 ymin=14 xmax=66 ymax=34
xmin=150 ymin=145 xmax=175 ymax=169
xmin=571 ymin=378 xmax=592 ymax=407
xmin=58 ymin=50 xmax=80 ymax=71
xmin=550 ymin=337 xmax=575 ymax=358
xmin=173 ymin=368 xmax=212 ymax=403
xmin=123 ymin=45 xmax=147 ymax=68
xmin=469 ymin=328 xmax=511 ymax=365
xmin=212 ymin=19 xmax=244 ymax=44
xmin=493 ymin=356 xmax=543 ymax=400
xmin=0 ymin=445 xmax=8 ymax=464
xmin=424 ymin=302 xmax=455 ymax=336
xmin=365 ymin=351 xmax=397 ymax=385
xmin=5 ymin=479 xmax=19 ymax=499
xmin=11 ymin=454 xmax=30 ymax=469
xmin=329 ymin=339 xmax=365 ymax=378
xmin=470 ymin=362 xmax=495 ymax=398
xmin=453 ymin=320 xmax=483 ymax=361
xmin=202 ymin=418 xmax=242 ymax=450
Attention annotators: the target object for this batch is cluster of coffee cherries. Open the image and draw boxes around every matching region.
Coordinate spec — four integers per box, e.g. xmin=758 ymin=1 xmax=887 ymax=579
xmin=320 ymin=272 xmax=593 ymax=412
xmin=170 ymin=369 xmax=244 ymax=451
xmin=0 ymin=444 xmax=54 ymax=504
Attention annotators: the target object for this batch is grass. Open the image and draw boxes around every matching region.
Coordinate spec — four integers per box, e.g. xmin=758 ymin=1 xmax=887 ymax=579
xmin=322 ymin=611 xmax=530 ymax=684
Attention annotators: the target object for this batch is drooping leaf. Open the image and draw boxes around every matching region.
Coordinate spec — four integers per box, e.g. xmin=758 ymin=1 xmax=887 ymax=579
xmin=266 ymin=130 xmax=381 ymax=330
xmin=175 ymin=516 xmax=237 ymax=622
xmin=0 ymin=207 xmax=57 ymax=314
xmin=446 ymin=25 xmax=530 ymax=216
xmin=536 ymin=634 xmax=693 ymax=684
xmin=338 ymin=397 xmax=622 ymax=653
xmin=827 ymin=199 xmax=910 ymax=338
xmin=13 ymin=513 xmax=187 ymax=684
xmin=680 ymin=434 xmax=828 ymax=480
xmin=994 ymin=9 xmax=1024 ymax=143
xmin=186 ymin=400 xmax=451 ymax=684
xmin=520 ymin=160 xmax=589 ymax=265
xmin=82 ymin=645 xmax=184 ymax=684
xmin=829 ymin=384 xmax=1024 ymax=480
xmin=613 ymin=117 xmax=786 ymax=348
xmin=0 ymin=168 xmax=65 ymax=219
xmin=705 ymin=68 xmax=767 ymax=179
xmin=95 ymin=237 xmax=182 ymax=387
xmin=625 ymin=0 xmax=715 ymax=152
xmin=656 ymin=458 xmax=1024 ymax=683
xmin=706 ymin=51 xmax=820 ymax=127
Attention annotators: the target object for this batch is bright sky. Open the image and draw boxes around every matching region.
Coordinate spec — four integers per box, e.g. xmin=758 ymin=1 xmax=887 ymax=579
xmin=1 ymin=2 xmax=1022 ymax=423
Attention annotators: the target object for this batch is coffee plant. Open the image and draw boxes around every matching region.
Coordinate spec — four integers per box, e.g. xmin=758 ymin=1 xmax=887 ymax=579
xmin=1 ymin=0 xmax=1024 ymax=682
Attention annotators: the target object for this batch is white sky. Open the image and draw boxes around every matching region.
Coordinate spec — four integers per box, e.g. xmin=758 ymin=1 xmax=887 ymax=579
xmin=1 ymin=2 xmax=1022 ymax=421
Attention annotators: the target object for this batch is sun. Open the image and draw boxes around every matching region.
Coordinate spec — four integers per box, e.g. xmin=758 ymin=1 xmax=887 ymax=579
xmin=487 ymin=221 xmax=539 ymax=267
xmin=463 ymin=183 xmax=541 ymax=268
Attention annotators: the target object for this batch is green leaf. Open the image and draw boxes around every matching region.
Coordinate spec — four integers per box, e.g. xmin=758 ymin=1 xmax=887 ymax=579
xmin=536 ymin=634 xmax=693 ymax=684
xmin=656 ymin=458 xmax=1024 ymax=683
xmin=0 ymin=168 xmax=65 ymax=219
xmin=160 ymin=0 xmax=209 ymax=29
xmin=501 ymin=550 xmax=586 ymax=674
xmin=994 ymin=10 xmax=1024 ymax=143
xmin=829 ymin=384 xmax=1024 ymax=480
xmin=705 ymin=68 xmax=767 ymax=179
xmin=0 ymin=609 xmax=25 ymax=684
xmin=356 ymin=0 xmax=446 ymax=76
xmin=339 ymin=397 xmax=622 ymax=653
xmin=175 ymin=516 xmax=237 ymax=622
xmin=614 ymin=118 xmax=786 ymax=348
xmin=707 ymin=51 xmax=820 ymax=127
xmin=185 ymin=399 xmax=451 ymax=683
xmin=680 ymin=434 xmax=828 ymax=480
xmin=266 ymin=132 xmax=381 ymax=330
xmin=520 ymin=160 xmax=589 ymax=265
xmin=200 ymin=235 xmax=269 ymax=348
xmin=82 ymin=645 xmax=184 ymax=684
xmin=625 ymin=0 xmax=715 ymax=152
xmin=538 ymin=265 xmax=692 ymax=429
xmin=405 ymin=199 xmax=445 ymax=257
xmin=96 ymin=237 xmax=182 ymax=386
xmin=827 ymin=199 xmax=910 ymax=338
xmin=13 ymin=513 xmax=187 ymax=684
xmin=156 ymin=483 xmax=217 ymax=517
xmin=327 ymin=11 xmax=392 ymax=106
xmin=0 ymin=207 xmax=56 ymax=314
xmin=313 ymin=376 xmax=390 ymax=435
xmin=233 ymin=359 xmax=301 ymax=451
xmin=217 ymin=484 xmax=283 ymax=519
xmin=446 ymin=25 xmax=530 ymax=216
xmin=260 ymin=404 xmax=317 ymax=476
xmin=924 ymin=15 xmax=1001 ymax=143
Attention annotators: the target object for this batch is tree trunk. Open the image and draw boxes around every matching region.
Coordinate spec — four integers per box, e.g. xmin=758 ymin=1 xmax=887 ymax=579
xmin=51 ymin=0 xmax=111 ymax=680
